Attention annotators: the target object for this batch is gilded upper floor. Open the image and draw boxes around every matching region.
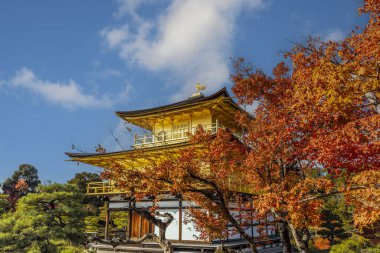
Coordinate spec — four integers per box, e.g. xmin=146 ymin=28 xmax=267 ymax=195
xmin=66 ymin=87 xmax=245 ymax=168
xmin=116 ymin=88 xmax=243 ymax=148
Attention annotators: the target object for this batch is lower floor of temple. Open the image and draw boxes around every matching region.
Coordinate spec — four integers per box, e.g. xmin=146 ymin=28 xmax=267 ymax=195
xmin=90 ymin=195 xmax=282 ymax=252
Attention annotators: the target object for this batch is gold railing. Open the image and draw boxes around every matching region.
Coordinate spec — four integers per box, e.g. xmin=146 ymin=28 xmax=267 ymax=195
xmin=86 ymin=177 xmax=252 ymax=196
xmin=133 ymin=123 xmax=221 ymax=147
xmin=86 ymin=182 xmax=126 ymax=196
xmin=227 ymin=177 xmax=251 ymax=194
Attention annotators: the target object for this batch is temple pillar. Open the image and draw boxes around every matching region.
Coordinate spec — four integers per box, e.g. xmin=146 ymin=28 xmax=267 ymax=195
xmin=105 ymin=201 xmax=110 ymax=239
xmin=128 ymin=209 xmax=132 ymax=239
xmin=179 ymin=198 xmax=182 ymax=242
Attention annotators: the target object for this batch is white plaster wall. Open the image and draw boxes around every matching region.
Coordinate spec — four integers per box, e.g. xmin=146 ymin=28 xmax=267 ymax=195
xmin=154 ymin=209 xmax=180 ymax=240
xmin=181 ymin=201 xmax=197 ymax=207
xmin=253 ymin=226 xmax=260 ymax=237
xmin=244 ymin=226 xmax=253 ymax=237
xmin=267 ymin=225 xmax=275 ymax=236
xmin=157 ymin=201 xmax=179 ymax=208
xmin=230 ymin=210 xmax=240 ymax=221
xmin=109 ymin=202 xmax=129 ymax=209
xmin=109 ymin=200 xmax=179 ymax=209
xmin=136 ymin=201 xmax=154 ymax=208
xmin=228 ymin=228 xmax=241 ymax=240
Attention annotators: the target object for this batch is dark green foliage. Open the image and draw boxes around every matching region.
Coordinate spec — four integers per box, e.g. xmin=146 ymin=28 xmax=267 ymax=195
xmin=111 ymin=210 xmax=129 ymax=231
xmin=85 ymin=215 xmax=100 ymax=233
xmin=317 ymin=196 xmax=352 ymax=245
xmin=67 ymin=172 xmax=103 ymax=212
xmin=0 ymin=183 xmax=86 ymax=253
xmin=1 ymin=164 xmax=40 ymax=209
xmin=66 ymin=172 xmax=128 ymax=239
xmin=2 ymin=164 xmax=40 ymax=193
xmin=95 ymin=203 xmax=129 ymax=236
xmin=0 ymin=195 xmax=9 ymax=215
xmin=67 ymin=172 xmax=101 ymax=194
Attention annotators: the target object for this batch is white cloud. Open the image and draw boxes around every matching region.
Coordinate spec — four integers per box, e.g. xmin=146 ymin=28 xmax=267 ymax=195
xmin=322 ymin=29 xmax=345 ymax=42
xmin=101 ymin=0 xmax=265 ymax=100
xmin=11 ymin=68 xmax=112 ymax=109
xmin=114 ymin=0 xmax=148 ymax=22
xmin=100 ymin=25 xmax=129 ymax=48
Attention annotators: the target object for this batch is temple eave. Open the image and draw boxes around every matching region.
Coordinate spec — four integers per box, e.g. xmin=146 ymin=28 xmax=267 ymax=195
xmin=66 ymin=142 xmax=196 ymax=167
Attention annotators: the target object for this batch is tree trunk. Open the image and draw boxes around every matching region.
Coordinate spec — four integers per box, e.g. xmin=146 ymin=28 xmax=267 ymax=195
xmin=90 ymin=210 xmax=174 ymax=253
xmin=93 ymin=201 xmax=175 ymax=253
xmin=301 ymin=228 xmax=310 ymax=253
xmin=134 ymin=208 xmax=174 ymax=253
xmin=289 ymin=223 xmax=310 ymax=253
xmin=186 ymin=174 xmax=260 ymax=253
xmin=217 ymin=197 xmax=259 ymax=253
xmin=154 ymin=224 xmax=173 ymax=253
xmin=278 ymin=221 xmax=292 ymax=253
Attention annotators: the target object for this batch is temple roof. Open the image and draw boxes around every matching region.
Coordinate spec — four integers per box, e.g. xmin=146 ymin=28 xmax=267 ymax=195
xmin=65 ymin=142 xmax=193 ymax=167
xmin=115 ymin=88 xmax=243 ymax=128
xmin=116 ymin=88 xmax=230 ymax=116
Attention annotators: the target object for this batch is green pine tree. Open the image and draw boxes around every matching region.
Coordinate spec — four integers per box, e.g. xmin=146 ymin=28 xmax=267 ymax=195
xmin=318 ymin=196 xmax=351 ymax=245
xmin=0 ymin=183 xmax=86 ymax=253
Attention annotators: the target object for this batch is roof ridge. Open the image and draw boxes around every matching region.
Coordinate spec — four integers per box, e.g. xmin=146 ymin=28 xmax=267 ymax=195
xmin=115 ymin=87 xmax=230 ymax=117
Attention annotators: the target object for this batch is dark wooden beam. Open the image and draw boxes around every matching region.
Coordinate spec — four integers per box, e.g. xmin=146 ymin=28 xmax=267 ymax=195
xmin=128 ymin=210 xmax=132 ymax=238
xmin=105 ymin=201 xmax=110 ymax=239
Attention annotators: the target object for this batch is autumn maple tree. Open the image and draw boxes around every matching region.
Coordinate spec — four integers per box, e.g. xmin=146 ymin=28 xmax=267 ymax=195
xmin=285 ymin=0 xmax=379 ymax=231
xmin=99 ymin=1 xmax=379 ymax=253
xmin=230 ymin=0 xmax=379 ymax=252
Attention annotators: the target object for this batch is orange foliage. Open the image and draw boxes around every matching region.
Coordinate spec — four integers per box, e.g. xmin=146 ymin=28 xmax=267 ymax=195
xmin=15 ymin=179 xmax=29 ymax=192
xmin=313 ymin=237 xmax=330 ymax=250
xmin=231 ymin=0 xmax=379 ymax=246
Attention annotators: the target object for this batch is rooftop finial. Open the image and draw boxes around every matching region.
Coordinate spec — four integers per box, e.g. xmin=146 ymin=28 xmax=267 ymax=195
xmin=195 ymin=82 xmax=207 ymax=92
xmin=190 ymin=82 xmax=207 ymax=98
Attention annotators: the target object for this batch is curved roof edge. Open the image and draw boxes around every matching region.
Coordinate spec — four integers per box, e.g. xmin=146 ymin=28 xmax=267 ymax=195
xmin=65 ymin=141 xmax=193 ymax=160
xmin=115 ymin=87 xmax=238 ymax=118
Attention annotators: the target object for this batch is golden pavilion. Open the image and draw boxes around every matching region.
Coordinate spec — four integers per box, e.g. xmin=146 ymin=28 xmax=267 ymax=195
xmin=66 ymin=87 xmax=279 ymax=252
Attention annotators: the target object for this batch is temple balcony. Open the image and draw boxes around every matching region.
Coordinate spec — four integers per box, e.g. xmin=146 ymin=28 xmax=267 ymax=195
xmin=133 ymin=122 xmax=221 ymax=148
xmin=86 ymin=182 xmax=127 ymax=196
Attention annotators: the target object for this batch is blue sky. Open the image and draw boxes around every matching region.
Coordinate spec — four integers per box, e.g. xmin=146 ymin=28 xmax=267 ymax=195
xmin=0 ymin=0 xmax=367 ymax=184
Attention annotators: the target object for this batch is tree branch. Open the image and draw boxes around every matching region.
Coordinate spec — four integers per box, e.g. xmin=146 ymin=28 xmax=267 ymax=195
xmin=300 ymin=185 xmax=368 ymax=203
